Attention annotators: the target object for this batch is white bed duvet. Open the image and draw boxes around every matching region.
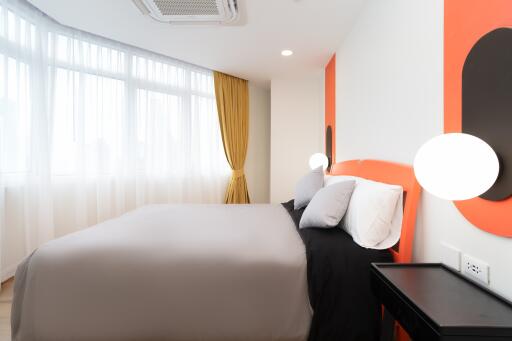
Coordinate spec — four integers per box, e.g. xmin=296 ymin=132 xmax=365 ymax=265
xmin=12 ymin=204 xmax=311 ymax=341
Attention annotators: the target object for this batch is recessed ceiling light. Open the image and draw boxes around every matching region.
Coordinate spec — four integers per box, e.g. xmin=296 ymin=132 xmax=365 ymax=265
xmin=281 ymin=50 xmax=293 ymax=57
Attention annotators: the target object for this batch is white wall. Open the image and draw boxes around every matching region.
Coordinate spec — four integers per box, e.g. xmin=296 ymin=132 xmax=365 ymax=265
xmin=270 ymin=73 xmax=324 ymax=203
xmin=245 ymin=83 xmax=271 ymax=203
xmin=335 ymin=0 xmax=512 ymax=300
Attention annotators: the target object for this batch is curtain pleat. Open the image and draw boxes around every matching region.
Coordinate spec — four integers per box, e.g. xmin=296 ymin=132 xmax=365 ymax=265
xmin=213 ymin=71 xmax=250 ymax=204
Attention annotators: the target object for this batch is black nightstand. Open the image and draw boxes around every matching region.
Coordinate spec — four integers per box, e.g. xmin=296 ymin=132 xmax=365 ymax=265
xmin=371 ymin=263 xmax=512 ymax=341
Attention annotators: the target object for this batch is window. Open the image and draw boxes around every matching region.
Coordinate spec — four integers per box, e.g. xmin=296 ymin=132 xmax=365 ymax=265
xmin=0 ymin=0 xmax=230 ymax=254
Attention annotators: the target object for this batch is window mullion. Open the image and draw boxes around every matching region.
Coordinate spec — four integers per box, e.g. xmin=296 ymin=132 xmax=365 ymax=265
xmin=125 ymin=52 xmax=137 ymax=178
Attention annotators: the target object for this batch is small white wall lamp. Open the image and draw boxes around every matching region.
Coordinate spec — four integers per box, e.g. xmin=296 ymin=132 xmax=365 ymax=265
xmin=309 ymin=153 xmax=329 ymax=171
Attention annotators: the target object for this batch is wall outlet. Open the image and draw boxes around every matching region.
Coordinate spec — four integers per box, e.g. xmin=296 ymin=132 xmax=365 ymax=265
xmin=440 ymin=242 xmax=461 ymax=271
xmin=462 ymin=254 xmax=490 ymax=285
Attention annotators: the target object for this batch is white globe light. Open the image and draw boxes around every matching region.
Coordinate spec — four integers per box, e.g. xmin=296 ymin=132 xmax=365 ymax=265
xmin=413 ymin=133 xmax=499 ymax=201
xmin=309 ymin=153 xmax=328 ymax=170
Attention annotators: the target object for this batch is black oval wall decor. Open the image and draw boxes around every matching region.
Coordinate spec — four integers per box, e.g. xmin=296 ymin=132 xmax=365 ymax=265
xmin=326 ymin=125 xmax=333 ymax=170
xmin=462 ymin=27 xmax=512 ymax=201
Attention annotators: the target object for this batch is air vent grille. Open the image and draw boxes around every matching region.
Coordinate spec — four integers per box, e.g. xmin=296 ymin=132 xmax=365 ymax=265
xmin=135 ymin=0 xmax=239 ymax=24
xmin=154 ymin=0 xmax=219 ymax=16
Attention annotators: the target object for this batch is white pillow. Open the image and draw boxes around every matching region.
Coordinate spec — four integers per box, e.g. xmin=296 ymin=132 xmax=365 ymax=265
xmin=337 ymin=176 xmax=403 ymax=249
xmin=294 ymin=166 xmax=324 ymax=210
xmin=299 ymin=180 xmax=355 ymax=229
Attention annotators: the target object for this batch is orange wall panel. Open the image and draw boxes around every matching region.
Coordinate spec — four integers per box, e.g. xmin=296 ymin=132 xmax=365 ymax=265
xmin=445 ymin=0 xmax=512 ymax=236
xmin=325 ymin=55 xmax=336 ymax=163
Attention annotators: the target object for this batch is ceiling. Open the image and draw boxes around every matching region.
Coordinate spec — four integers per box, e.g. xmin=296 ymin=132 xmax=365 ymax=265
xmin=28 ymin=0 xmax=366 ymax=88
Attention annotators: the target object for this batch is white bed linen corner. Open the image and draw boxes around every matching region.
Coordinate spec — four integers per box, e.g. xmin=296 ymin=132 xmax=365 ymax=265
xmin=12 ymin=204 xmax=312 ymax=341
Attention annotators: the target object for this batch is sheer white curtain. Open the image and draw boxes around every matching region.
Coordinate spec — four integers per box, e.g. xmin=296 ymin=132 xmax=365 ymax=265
xmin=0 ymin=0 xmax=230 ymax=279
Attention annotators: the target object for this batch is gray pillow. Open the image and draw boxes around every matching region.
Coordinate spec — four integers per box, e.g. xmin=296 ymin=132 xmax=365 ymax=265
xmin=299 ymin=180 xmax=356 ymax=229
xmin=294 ymin=166 xmax=324 ymax=210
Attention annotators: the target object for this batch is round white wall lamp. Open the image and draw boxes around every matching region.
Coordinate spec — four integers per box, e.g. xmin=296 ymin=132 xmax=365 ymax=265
xmin=413 ymin=133 xmax=499 ymax=201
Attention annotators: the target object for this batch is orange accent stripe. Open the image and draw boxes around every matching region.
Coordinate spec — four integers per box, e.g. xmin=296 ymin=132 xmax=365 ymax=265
xmin=325 ymin=55 xmax=336 ymax=162
xmin=445 ymin=0 xmax=512 ymax=236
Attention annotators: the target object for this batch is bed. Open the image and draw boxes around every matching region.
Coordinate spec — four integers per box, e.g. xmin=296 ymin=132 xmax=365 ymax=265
xmin=11 ymin=160 xmax=421 ymax=341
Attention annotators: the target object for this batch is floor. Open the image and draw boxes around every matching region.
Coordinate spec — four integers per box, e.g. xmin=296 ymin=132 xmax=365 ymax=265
xmin=0 ymin=279 xmax=13 ymax=341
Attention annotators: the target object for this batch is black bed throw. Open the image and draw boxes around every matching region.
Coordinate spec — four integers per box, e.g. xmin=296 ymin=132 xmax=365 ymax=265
xmin=281 ymin=200 xmax=392 ymax=341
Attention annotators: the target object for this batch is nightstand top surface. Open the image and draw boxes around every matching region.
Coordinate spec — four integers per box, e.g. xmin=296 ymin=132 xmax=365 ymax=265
xmin=373 ymin=263 xmax=512 ymax=331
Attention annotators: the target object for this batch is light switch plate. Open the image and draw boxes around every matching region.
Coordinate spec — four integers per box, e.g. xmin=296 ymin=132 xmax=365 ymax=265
xmin=440 ymin=242 xmax=461 ymax=271
xmin=462 ymin=253 xmax=490 ymax=285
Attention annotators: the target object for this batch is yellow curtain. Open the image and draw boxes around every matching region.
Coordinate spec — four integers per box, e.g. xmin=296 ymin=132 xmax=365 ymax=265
xmin=213 ymin=71 xmax=250 ymax=204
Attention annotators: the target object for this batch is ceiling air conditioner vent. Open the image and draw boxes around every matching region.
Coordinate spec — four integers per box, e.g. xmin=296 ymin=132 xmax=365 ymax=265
xmin=133 ymin=0 xmax=239 ymax=24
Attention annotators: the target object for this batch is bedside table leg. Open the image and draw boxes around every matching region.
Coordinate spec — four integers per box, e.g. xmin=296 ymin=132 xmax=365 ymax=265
xmin=381 ymin=307 xmax=395 ymax=341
